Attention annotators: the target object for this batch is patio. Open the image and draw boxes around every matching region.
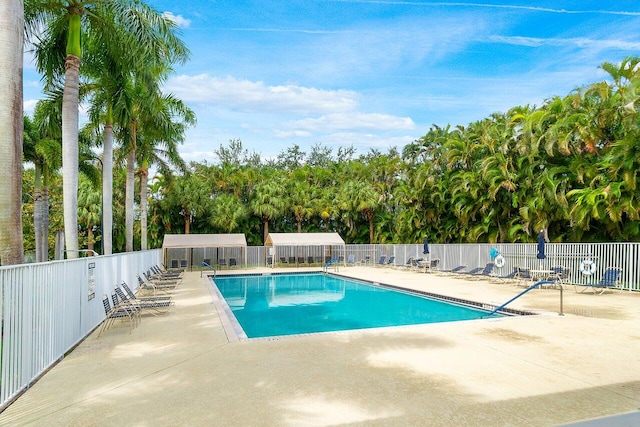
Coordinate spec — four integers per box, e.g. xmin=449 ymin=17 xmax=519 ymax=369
xmin=1 ymin=267 xmax=639 ymax=426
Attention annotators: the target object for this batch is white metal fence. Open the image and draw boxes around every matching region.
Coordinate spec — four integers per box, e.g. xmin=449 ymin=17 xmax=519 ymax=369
xmin=244 ymin=243 xmax=640 ymax=291
xmin=429 ymin=242 xmax=640 ymax=291
xmin=1 ymin=242 xmax=638 ymax=410
xmin=0 ymin=249 xmax=161 ymax=410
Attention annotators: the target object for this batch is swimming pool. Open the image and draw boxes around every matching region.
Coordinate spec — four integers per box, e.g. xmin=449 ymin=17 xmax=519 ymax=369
xmin=210 ymin=272 xmax=503 ymax=339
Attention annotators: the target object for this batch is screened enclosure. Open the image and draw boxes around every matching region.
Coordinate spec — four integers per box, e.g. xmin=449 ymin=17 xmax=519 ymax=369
xmin=162 ymin=234 xmax=248 ymax=270
xmin=264 ymin=232 xmax=346 ymax=267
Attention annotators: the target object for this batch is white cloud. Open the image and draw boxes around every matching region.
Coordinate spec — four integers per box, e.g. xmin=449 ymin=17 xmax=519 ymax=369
xmin=162 ymin=12 xmax=191 ymax=28
xmin=274 ymin=130 xmax=313 ymax=138
xmin=297 ymin=15 xmax=489 ymax=79
xmin=23 ymin=50 xmax=37 ymax=70
xmin=490 ymin=35 xmax=640 ymax=50
xmin=329 ymin=1 xmax=640 ymax=17
xmin=284 ymin=112 xmax=415 ymax=132
xmin=317 ymin=132 xmax=416 ymax=150
xmin=166 ymin=74 xmax=360 ymax=114
xmin=23 ymin=99 xmax=38 ymax=115
xmin=181 ymin=149 xmax=217 ymax=164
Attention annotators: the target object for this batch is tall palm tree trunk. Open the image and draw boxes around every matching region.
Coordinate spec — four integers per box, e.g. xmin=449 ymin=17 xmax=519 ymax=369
xmin=42 ymin=175 xmax=50 ymax=261
xmin=183 ymin=206 xmax=191 ymax=234
xmin=125 ymin=117 xmax=138 ymax=252
xmin=366 ymin=211 xmax=375 ymax=243
xmin=263 ymin=218 xmax=269 ymax=244
xmin=87 ymin=227 xmax=95 ymax=254
xmin=34 ymin=165 xmax=51 ymax=262
xmin=102 ymin=123 xmax=114 ymax=255
xmin=0 ymin=0 xmax=24 ymax=265
xmin=139 ymin=164 xmax=149 ymax=250
xmin=62 ymin=55 xmax=80 ymax=258
xmin=126 ymin=148 xmax=135 ymax=252
xmin=34 ymin=167 xmax=44 ymax=262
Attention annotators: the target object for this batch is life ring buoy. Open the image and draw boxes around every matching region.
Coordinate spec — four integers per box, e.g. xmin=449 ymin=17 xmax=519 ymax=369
xmin=494 ymin=255 xmax=505 ymax=268
xmin=579 ymin=259 xmax=596 ymax=276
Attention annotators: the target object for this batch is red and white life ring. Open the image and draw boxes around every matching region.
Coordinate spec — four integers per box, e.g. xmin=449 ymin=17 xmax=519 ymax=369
xmin=579 ymin=259 xmax=596 ymax=276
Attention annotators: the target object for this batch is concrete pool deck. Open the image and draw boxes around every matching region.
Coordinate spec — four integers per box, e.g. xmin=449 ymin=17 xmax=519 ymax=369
xmin=1 ymin=267 xmax=639 ymax=426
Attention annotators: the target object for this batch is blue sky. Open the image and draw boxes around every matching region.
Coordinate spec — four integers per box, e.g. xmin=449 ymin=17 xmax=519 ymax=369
xmin=23 ymin=1 xmax=640 ymax=162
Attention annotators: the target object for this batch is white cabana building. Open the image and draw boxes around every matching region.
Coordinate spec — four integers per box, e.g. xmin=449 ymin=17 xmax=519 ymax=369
xmin=264 ymin=232 xmax=346 ymax=267
xmin=162 ymin=234 xmax=247 ymax=269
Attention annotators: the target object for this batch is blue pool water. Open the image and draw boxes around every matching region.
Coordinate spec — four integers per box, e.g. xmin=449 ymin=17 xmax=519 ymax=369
xmin=212 ymin=273 xmax=499 ymax=339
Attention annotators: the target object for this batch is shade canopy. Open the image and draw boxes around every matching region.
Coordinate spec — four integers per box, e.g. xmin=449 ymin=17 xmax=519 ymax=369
xmin=264 ymin=232 xmax=346 ymax=267
xmin=162 ymin=234 xmax=247 ymax=249
xmin=265 ymin=232 xmax=345 ymax=247
xmin=162 ymin=234 xmax=247 ymax=269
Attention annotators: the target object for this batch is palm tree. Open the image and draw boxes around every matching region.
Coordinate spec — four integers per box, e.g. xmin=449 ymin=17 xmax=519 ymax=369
xmin=84 ymin=43 xmax=128 ymax=256
xmin=309 ymin=186 xmax=336 ymax=232
xmin=102 ymin=118 xmax=115 ymax=254
xmin=250 ymin=174 xmax=287 ymax=243
xmin=338 ymin=180 xmax=380 ymax=243
xmin=402 ymin=124 xmax=452 ymax=166
xmin=77 ymin=177 xmax=101 ymax=254
xmin=287 ymin=176 xmax=313 ymax=233
xmin=24 ymin=117 xmax=45 ymax=261
xmin=182 ymin=176 xmax=212 ymax=235
xmin=26 ymin=0 xmax=188 ymax=257
xmin=210 ymin=194 xmax=248 ymax=233
xmin=83 ymin=13 xmax=188 ymax=253
xmin=23 ymin=100 xmax=63 ymax=261
xmin=120 ymin=80 xmax=154 ymax=252
xmin=115 ymin=60 xmax=191 ymax=251
xmin=136 ymin=93 xmax=194 ymax=250
xmin=564 ymin=58 xmax=640 ymax=239
xmin=147 ymin=175 xmax=169 ymax=247
xmin=0 ymin=0 xmax=24 ymax=265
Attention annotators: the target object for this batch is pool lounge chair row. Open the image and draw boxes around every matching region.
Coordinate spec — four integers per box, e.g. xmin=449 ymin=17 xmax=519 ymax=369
xmin=343 ymin=255 xmax=442 ymax=271
xmin=373 ymin=255 xmax=398 ymax=267
xmin=442 ymin=263 xmax=496 ymax=280
xmin=442 ymin=263 xmax=622 ymax=294
xmin=394 ymin=257 xmax=440 ymax=272
xmin=98 ymin=276 xmax=176 ymax=337
xmin=443 ymin=263 xmax=543 ymax=282
xmin=443 ymin=263 xmax=526 ymax=283
xmin=138 ymin=272 xmax=180 ymax=294
xmin=153 ymin=264 xmax=184 ymax=279
xmin=436 ymin=265 xmax=466 ymax=275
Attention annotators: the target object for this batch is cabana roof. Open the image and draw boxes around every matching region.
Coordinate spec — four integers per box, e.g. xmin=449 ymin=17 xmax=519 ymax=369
xmin=265 ymin=232 xmax=345 ymax=246
xmin=162 ymin=234 xmax=247 ymax=249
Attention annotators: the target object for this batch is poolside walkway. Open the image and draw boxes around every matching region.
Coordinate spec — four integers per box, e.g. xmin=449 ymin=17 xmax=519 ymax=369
xmin=1 ymin=267 xmax=639 ymax=426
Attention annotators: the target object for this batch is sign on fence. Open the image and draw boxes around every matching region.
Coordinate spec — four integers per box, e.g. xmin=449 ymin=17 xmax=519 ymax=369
xmin=88 ymin=262 xmax=96 ymax=301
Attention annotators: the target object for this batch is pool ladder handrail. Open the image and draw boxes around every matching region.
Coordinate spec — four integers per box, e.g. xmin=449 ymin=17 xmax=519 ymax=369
xmin=487 ymin=280 xmax=564 ymax=317
xmin=200 ymin=261 xmax=216 ymax=278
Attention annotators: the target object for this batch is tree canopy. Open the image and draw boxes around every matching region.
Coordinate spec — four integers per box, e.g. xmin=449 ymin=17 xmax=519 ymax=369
xmin=20 ymin=56 xmax=640 ymax=256
xmin=145 ymin=57 xmax=640 ymax=245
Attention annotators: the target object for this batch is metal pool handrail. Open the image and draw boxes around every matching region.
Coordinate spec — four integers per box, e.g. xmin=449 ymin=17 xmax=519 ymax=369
xmin=201 ymin=261 xmax=216 ymax=278
xmin=487 ymin=280 xmax=563 ymax=317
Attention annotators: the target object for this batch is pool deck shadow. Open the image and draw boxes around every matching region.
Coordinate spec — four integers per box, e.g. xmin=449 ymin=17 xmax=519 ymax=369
xmin=1 ymin=267 xmax=640 ymax=426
